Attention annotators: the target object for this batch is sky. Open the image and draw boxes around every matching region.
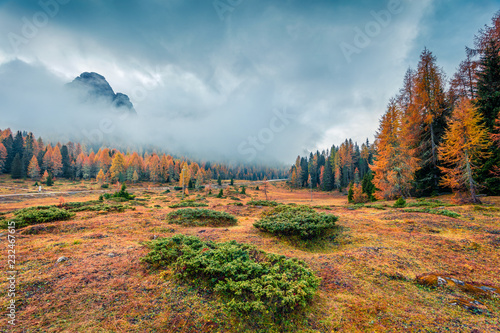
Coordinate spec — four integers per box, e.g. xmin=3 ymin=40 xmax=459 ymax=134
xmin=0 ymin=0 xmax=499 ymax=166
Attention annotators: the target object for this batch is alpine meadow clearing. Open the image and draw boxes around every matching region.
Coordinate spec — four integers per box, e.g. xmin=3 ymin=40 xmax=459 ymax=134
xmin=0 ymin=176 xmax=499 ymax=332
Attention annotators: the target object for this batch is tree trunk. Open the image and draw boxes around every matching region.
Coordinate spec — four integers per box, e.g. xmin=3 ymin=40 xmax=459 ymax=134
xmin=465 ymin=150 xmax=480 ymax=204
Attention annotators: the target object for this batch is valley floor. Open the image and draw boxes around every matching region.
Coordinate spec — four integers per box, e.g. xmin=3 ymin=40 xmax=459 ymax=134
xmin=0 ymin=177 xmax=499 ymax=332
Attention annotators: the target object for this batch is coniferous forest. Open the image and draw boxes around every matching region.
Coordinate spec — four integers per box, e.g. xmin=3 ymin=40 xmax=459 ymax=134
xmin=291 ymin=12 xmax=500 ymax=204
xmin=0 ymin=128 xmax=287 ymax=186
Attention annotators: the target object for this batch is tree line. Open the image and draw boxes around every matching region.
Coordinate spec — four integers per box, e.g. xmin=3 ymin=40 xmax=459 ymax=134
xmin=0 ymin=129 xmax=288 ymax=185
xmin=291 ymin=12 xmax=500 ymax=203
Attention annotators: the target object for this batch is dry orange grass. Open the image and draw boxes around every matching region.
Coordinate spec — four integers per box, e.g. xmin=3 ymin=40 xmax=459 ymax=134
xmin=0 ymin=179 xmax=499 ymax=332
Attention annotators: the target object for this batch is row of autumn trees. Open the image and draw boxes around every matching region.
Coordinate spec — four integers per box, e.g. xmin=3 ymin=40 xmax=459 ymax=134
xmin=291 ymin=12 xmax=500 ymax=203
xmin=289 ymin=139 xmax=374 ymax=193
xmin=0 ymin=129 xmax=287 ymax=185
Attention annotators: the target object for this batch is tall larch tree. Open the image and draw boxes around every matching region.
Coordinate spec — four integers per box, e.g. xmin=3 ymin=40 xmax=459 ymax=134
xmin=371 ymin=99 xmax=420 ymax=199
xmin=449 ymin=53 xmax=478 ymax=104
xmin=110 ymin=152 xmax=126 ymax=181
xmin=96 ymin=169 xmax=105 ymax=185
xmin=438 ymin=99 xmax=491 ymax=203
xmin=51 ymin=145 xmax=63 ymax=177
xmin=132 ymin=170 xmax=139 ymax=183
xmin=28 ymin=155 xmax=41 ymax=179
xmin=148 ymin=154 xmax=161 ymax=182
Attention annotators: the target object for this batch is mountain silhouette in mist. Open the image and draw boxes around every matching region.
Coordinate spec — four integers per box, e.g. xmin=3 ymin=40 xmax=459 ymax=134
xmin=67 ymin=72 xmax=136 ymax=114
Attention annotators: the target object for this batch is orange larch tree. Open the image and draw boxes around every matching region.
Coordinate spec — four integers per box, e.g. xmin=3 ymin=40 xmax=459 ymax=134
xmin=148 ymin=153 xmax=161 ymax=182
xmin=96 ymin=169 xmax=106 ymax=185
xmin=0 ymin=142 xmax=7 ymax=174
xmin=110 ymin=151 xmax=126 ymax=181
xmin=371 ymin=99 xmax=420 ymax=199
xmin=42 ymin=145 xmax=53 ymax=172
xmin=438 ymin=99 xmax=491 ymax=203
xmin=28 ymin=155 xmax=40 ymax=179
xmin=51 ymin=145 xmax=63 ymax=176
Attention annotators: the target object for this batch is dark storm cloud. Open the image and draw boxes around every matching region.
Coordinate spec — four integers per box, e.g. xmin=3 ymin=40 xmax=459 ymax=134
xmin=0 ymin=0 xmax=498 ymax=164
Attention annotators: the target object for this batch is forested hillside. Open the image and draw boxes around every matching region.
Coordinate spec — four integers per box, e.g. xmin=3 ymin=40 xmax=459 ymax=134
xmin=291 ymin=12 xmax=500 ymax=203
xmin=0 ymin=128 xmax=288 ymax=185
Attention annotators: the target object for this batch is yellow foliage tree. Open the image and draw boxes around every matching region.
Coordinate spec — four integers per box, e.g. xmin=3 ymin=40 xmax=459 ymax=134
xmin=371 ymin=99 xmax=420 ymax=199
xmin=110 ymin=152 xmax=126 ymax=181
xmin=438 ymin=99 xmax=491 ymax=203
xmin=28 ymin=155 xmax=40 ymax=179
xmin=96 ymin=169 xmax=106 ymax=185
xmin=180 ymin=164 xmax=190 ymax=198
xmin=352 ymin=183 xmax=368 ymax=204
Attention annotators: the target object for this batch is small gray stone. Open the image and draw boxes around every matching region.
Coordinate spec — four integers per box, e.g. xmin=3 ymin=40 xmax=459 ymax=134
xmin=57 ymin=256 xmax=68 ymax=263
xmin=108 ymin=253 xmax=118 ymax=258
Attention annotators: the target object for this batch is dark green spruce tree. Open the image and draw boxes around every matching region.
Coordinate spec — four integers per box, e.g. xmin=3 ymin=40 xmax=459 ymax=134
xmin=61 ymin=145 xmax=72 ymax=179
xmin=21 ymin=133 xmax=35 ymax=178
xmin=11 ymin=153 xmax=22 ymax=179
xmin=475 ymin=38 xmax=500 ymax=194
xmin=322 ymin=154 xmax=334 ymax=191
xmin=1 ymin=134 xmax=13 ymax=174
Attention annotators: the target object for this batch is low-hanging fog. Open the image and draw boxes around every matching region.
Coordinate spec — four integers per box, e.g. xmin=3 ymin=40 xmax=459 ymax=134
xmin=0 ymin=0 xmax=497 ymax=165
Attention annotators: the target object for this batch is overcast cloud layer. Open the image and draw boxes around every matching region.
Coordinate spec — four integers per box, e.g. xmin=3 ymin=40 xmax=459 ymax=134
xmin=0 ymin=0 xmax=499 ymax=165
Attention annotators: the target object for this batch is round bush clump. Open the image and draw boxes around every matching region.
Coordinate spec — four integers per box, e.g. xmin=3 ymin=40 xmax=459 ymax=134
xmin=141 ymin=234 xmax=320 ymax=318
xmin=167 ymin=208 xmax=237 ymax=227
xmin=254 ymin=205 xmax=338 ymax=239
xmin=11 ymin=206 xmax=74 ymax=228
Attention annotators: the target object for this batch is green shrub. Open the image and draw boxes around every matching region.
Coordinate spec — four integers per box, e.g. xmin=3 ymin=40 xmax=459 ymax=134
xmin=101 ymin=184 xmax=109 ymax=189
xmin=229 ymin=196 xmax=241 ymax=201
xmin=111 ymin=184 xmax=135 ymax=200
xmin=255 ymin=186 xmax=260 ymax=190
xmin=228 ymin=202 xmax=244 ymax=206
xmin=254 ymin=205 xmax=338 ymax=240
xmin=107 ymin=196 xmax=129 ymax=202
xmin=240 ymin=186 xmax=246 ymax=195
xmin=403 ymin=208 xmax=460 ymax=218
xmin=216 ymin=189 xmax=223 ymax=198
xmin=394 ymin=197 xmax=407 ymax=208
xmin=167 ymin=208 xmax=237 ymax=227
xmin=9 ymin=207 xmax=74 ymax=228
xmin=67 ymin=203 xmax=133 ymax=213
xmin=173 ymin=186 xmax=183 ymax=191
xmin=169 ymin=201 xmax=209 ymax=208
xmin=406 ymin=199 xmax=452 ymax=208
xmin=141 ymin=235 xmax=320 ymax=319
xmin=247 ymin=200 xmax=279 ymax=207
xmin=312 ymin=205 xmax=332 ymax=210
